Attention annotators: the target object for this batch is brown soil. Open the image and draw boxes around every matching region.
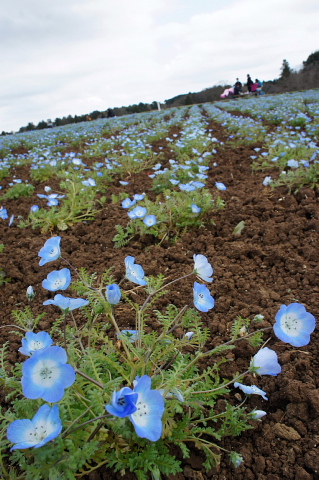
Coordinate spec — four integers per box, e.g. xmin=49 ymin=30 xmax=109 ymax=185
xmin=1 ymin=119 xmax=319 ymax=480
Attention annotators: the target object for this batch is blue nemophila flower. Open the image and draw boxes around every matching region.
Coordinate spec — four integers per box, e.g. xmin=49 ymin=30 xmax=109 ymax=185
xmin=234 ymin=382 xmax=268 ymax=400
xmin=106 ymin=375 xmax=164 ymax=441
xmin=106 ymin=284 xmax=121 ymax=304
xmin=19 ymin=331 xmax=54 ymax=356
xmin=7 ymin=404 xmax=62 ymax=451
xmin=0 ymin=206 xmax=8 ymax=220
xmin=193 ymin=282 xmax=215 ymax=312
xmin=130 ymin=376 xmax=165 ymax=441
xmin=82 ymin=178 xmax=96 ymax=187
xmin=193 ymin=254 xmax=213 ymax=282
xmin=128 ymin=210 xmax=138 ymax=219
xmin=43 ymin=294 xmax=89 ymax=312
xmin=26 ymin=285 xmax=35 ymax=300
xmin=273 ymin=303 xmax=316 ymax=347
xmin=184 ymin=331 xmax=195 ymax=340
xmin=143 ymin=215 xmax=157 ymax=227
xmin=30 ymin=205 xmax=39 ymax=212
xmin=117 ymin=330 xmax=139 ymax=342
xmin=250 ymin=347 xmax=281 ymax=376
xmin=106 ymin=387 xmax=138 ymax=418
xmin=230 ymin=451 xmax=244 ymax=468
xmin=38 ymin=237 xmax=61 ymax=266
xmin=179 ymin=183 xmax=196 ymax=192
xmin=215 ymin=182 xmax=227 ymax=190
xmin=131 ymin=206 xmax=147 ymax=218
xmin=133 ymin=193 xmax=145 ymax=202
xmin=191 ymin=204 xmax=201 ymax=213
xmin=125 ymin=256 xmax=147 ymax=285
xmin=42 ymin=268 xmax=71 ymax=291
xmin=250 ymin=409 xmax=267 ymax=419
xmin=22 ymin=346 xmax=76 ymax=402
xmin=122 ymin=198 xmax=136 ymax=209
xmin=9 ymin=215 xmax=14 ymax=226
xmin=262 ymin=176 xmax=272 ymax=186
xmin=287 ymin=159 xmax=299 ymax=168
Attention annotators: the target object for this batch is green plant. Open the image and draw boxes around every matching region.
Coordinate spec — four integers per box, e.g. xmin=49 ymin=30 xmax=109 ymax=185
xmin=113 ymin=189 xmax=225 ymax=247
xmin=30 ymin=165 xmax=57 ymax=182
xmin=19 ymin=176 xmax=100 ymax=232
xmin=0 ymin=245 xmax=10 ymax=285
xmin=0 ymin=255 xmax=267 ymax=480
xmin=1 ymin=183 xmax=34 ymax=200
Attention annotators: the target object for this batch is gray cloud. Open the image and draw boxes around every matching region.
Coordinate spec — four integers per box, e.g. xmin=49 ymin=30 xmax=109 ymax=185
xmin=1 ymin=0 xmax=318 ymax=132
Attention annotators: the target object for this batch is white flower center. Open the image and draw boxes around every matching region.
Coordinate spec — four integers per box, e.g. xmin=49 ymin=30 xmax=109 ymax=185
xmin=29 ymin=340 xmax=45 ymax=351
xmin=32 ymin=359 xmax=61 ymax=387
xmin=52 ymin=278 xmax=65 ymax=288
xmin=131 ymin=397 xmax=150 ymax=427
xmin=49 ymin=247 xmax=58 ymax=257
xmin=281 ymin=313 xmax=302 ymax=337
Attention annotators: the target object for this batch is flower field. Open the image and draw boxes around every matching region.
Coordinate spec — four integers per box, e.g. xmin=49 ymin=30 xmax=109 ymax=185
xmin=0 ymin=89 xmax=319 ymax=480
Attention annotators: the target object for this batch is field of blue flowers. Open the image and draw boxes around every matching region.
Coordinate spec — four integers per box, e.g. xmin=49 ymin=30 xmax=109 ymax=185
xmin=1 ymin=90 xmax=319 ymax=480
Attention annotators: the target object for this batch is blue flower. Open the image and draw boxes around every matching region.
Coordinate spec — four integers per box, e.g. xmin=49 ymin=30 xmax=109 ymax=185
xmin=184 ymin=331 xmax=195 ymax=340
xmin=133 ymin=194 xmax=145 ymax=201
xmin=82 ymin=178 xmax=96 ymax=186
xmin=125 ymin=256 xmax=147 ymax=285
xmin=19 ymin=331 xmax=54 ymax=356
xmin=193 ymin=254 xmax=213 ymax=282
xmin=30 ymin=205 xmax=40 ymax=212
xmin=130 ymin=376 xmax=164 ymax=441
xmin=191 ymin=204 xmax=201 ymax=213
xmin=273 ymin=303 xmax=316 ymax=347
xmin=42 ymin=268 xmax=71 ymax=291
xmin=230 ymin=452 xmax=244 ymax=468
xmin=26 ymin=286 xmax=35 ymax=300
xmin=0 ymin=206 xmax=8 ymax=220
xmin=7 ymin=404 xmax=62 ymax=450
xmin=105 ymin=375 xmax=164 ymax=441
xmin=130 ymin=206 xmax=147 ymax=218
xmin=106 ymin=284 xmax=121 ymax=304
xmin=263 ymin=176 xmax=272 ymax=186
xmin=22 ymin=346 xmax=76 ymax=402
xmin=193 ymin=282 xmax=215 ymax=312
xmin=117 ymin=330 xmax=139 ymax=342
xmin=234 ymin=382 xmax=268 ymax=400
xmin=143 ymin=215 xmax=157 ymax=227
xmin=43 ymin=294 xmax=89 ymax=312
xmin=38 ymin=237 xmax=61 ymax=266
xmin=250 ymin=347 xmax=281 ymax=376
xmin=122 ymin=198 xmax=136 ymax=209
xmin=287 ymin=159 xmax=299 ymax=168
xmin=215 ymin=182 xmax=227 ymax=190
xmin=179 ymin=183 xmax=196 ymax=192
xmin=106 ymin=387 xmax=138 ymax=418
xmin=250 ymin=409 xmax=267 ymax=419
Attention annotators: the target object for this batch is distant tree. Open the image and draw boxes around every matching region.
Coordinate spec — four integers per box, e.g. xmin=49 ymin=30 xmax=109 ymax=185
xmin=184 ymin=93 xmax=194 ymax=105
xmin=280 ymin=59 xmax=292 ymax=79
xmin=25 ymin=122 xmax=36 ymax=131
xmin=303 ymin=50 xmax=319 ymax=67
xmin=36 ymin=120 xmax=48 ymax=130
xmin=89 ymin=110 xmax=101 ymax=120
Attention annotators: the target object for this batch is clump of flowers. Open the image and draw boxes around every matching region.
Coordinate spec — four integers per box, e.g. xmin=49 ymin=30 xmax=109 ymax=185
xmin=0 ymin=236 xmax=316 ymax=480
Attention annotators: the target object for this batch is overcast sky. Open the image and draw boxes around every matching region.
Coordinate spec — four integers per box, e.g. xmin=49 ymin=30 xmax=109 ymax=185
xmin=1 ymin=0 xmax=318 ymax=133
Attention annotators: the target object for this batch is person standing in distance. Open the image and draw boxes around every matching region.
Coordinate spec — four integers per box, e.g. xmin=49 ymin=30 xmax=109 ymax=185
xmin=246 ymin=74 xmax=253 ymax=93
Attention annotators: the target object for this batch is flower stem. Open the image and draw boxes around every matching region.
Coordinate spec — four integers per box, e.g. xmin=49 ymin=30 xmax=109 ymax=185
xmin=75 ymin=369 xmax=104 ymax=389
xmin=192 ymin=369 xmax=250 ymax=395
